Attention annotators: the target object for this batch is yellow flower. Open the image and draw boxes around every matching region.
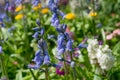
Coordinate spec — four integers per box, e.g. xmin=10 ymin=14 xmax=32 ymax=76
xmin=65 ymin=13 xmax=75 ymax=20
xmin=89 ymin=11 xmax=97 ymax=17
xmin=41 ymin=8 xmax=49 ymax=14
xmin=15 ymin=4 xmax=25 ymax=12
xmin=33 ymin=3 xmax=41 ymax=11
xmin=15 ymin=14 xmax=24 ymax=20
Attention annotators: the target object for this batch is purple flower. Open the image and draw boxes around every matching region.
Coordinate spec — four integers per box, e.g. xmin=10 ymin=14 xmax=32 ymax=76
xmin=98 ymin=40 xmax=103 ymax=45
xmin=8 ymin=5 xmax=15 ymax=12
xmin=56 ymin=68 xmax=65 ymax=75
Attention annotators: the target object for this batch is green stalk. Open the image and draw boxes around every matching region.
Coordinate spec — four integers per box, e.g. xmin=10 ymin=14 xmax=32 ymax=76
xmin=79 ymin=0 xmax=86 ymax=36
xmin=63 ymin=52 xmax=68 ymax=80
xmin=70 ymin=51 xmax=76 ymax=80
xmin=0 ymin=55 xmax=9 ymax=80
xmin=45 ymin=65 xmax=49 ymax=80
xmin=92 ymin=0 xmax=96 ymax=35
xmin=94 ymin=67 xmax=102 ymax=80
xmin=29 ymin=69 xmax=37 ymax=80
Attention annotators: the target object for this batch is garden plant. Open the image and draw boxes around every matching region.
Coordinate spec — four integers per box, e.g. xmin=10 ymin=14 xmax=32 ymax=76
xmin=0 ymin=0 xmax=120 ymax=80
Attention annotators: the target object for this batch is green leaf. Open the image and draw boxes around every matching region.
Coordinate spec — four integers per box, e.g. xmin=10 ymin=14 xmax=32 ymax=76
xmin=15 ymin=70 xmax=23 ymax=80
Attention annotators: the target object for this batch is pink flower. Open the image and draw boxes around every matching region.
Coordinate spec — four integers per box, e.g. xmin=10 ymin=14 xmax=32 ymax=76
xmin=13 ymin=61 xmax=18 ymax=65
xmin=115 ymin=22 xmax=120 ymax=27
xmin=113 ymin=29 xmax=120 ymax=36
xmin=65 ymin=27 xmax=75 ymax=40
xmin=106 ymin=33 xmax=113 ymax=40
xmin=56 ymin=68 xmax=65 ymax=75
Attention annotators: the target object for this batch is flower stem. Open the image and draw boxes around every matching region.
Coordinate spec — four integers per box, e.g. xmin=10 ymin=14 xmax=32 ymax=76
xmin=94 ymin=67 xmax=102 ymax=80
xmin=29 ymin=69 xmax=37 ymax=80
xmin=0 ymin=55 xmax=9 ymax=80
xmin=92 ymin=0 xmax=96 ymax=35
xmin=63 ymin=52 xmax=68 ymax=80
xmin=70 ymin=51 xmax=76 ymax=80
xmin=45 ymin=65 xmax=49 ymax=80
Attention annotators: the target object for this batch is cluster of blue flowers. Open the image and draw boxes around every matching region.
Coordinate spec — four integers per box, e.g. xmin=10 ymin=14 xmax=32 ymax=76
xmin=48 ymin=0 xmax=76 ymax=68
xmin=49 ymin=0 xmax=88 ymax=63
xmin=28 ymin=20 xmax=50 ymax=69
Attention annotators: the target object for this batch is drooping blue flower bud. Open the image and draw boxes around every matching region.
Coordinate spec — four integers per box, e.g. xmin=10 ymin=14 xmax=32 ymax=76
xmin=48 ymin=0 xmax=58 ymax=13
xmin=78 ymin=43 xmax=88 ymax=49
xmin=32 ymin=27 xmax=41 ymax=31
xmin=66 ymin=39 xmax=73 ymax=51
xmin=28 ymin=50 xmax=44 ymax=69
xmin=36 ymin=19 xmax=41 ymax=26
xmin=70 ymin=61 xmax=75 ymax=68
xmin=43 ymin=54 xmax=50 ymax=65
xmin=57 ymin=34 xmax=65 ymax=49
xmin=0 ymin=46 xmax=3 ymax=53
xmin=48 ymin=34 xmax=56 ymax=39
xmin=59 ymin=11 xmax=65 ymax=19
xmin=38 ymin=39 xmax=47 ymax=50
xmin=56 ymin=48 xmax=65 ymax=59
xmin=40 ymin=28 xmax=45 ymax=36
xmin=32 ymin=32 xmax=39 ymax=39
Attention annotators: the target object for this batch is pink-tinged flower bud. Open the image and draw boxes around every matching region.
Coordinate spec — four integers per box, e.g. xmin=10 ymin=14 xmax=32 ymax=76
xmin=56 ymin=68 xmax=65 ymax=75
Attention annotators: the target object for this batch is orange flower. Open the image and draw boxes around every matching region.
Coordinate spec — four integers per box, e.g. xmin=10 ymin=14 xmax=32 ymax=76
xmin=65 ymin=13 xmax=75 ymax=20
xmin=41 ymin=8 xmax=49 ymax=14
xmin=89 ymin=11 xmax=97 ymax=17
xmin=33 ymin=3 xmax=42 ymax=10
xmin=15 ymin=4 xmax=25 ymax=12
xmin=15 ymin=14 xmax=24 ymax=20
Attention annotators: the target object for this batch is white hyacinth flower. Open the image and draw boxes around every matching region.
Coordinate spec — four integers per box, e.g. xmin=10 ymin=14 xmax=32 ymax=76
xmin=87 ymin=39 xmax=115 ymax=70
xmin=87 ymin=39 xmax=99 ymax=64
xmin=96 ymin=45 xmax=115 ymax=70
